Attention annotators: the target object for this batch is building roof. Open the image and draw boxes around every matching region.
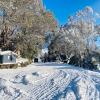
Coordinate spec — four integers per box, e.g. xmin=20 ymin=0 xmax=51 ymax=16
xmin=0 ymin=50 xmax=17 ymax=56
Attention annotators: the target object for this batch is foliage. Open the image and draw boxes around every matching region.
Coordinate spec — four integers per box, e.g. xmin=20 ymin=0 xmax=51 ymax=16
xmin=0 ymin=0 xmax=57 ymax=59
xmin=48 ymin=7 xmax=99 ymax=69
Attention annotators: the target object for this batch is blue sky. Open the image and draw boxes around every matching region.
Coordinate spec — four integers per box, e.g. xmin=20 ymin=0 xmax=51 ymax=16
xmin=96 ymin=36 xmax=100 ymax=47
xmin=0 ymin=11 xmax=3 ymax=16
xmin=43 ymin=0 xmax=100 ymax=25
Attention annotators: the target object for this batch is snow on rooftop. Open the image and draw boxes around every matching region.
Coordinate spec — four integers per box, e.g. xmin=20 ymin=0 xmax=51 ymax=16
xmin=0 ymin=50 xmax=17 ymax=56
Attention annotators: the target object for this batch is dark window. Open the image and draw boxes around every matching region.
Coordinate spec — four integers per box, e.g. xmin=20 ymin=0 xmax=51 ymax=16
xmin=10 ymin=55 xmax=13 ymax=61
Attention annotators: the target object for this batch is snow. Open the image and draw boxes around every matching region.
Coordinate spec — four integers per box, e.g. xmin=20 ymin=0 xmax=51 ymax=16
xmin=0 ymin=63 xmax=100 ymax=100
xmin=16 ymin=58 xmax=28 ymax=64
xmin=41 ymin=42 xmax=49 ymax=55
xmin=41 ymin=48 xmax=48 ymax=54
xmin=0 ymin=50 xmax=17 ymax=56
xmin=85 ymin=6 xmax=93 ymax=14
xmin=95 ymin=12 xmax=100 ymax=18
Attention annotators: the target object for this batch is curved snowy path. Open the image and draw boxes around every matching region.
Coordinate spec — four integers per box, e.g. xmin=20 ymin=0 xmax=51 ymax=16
xmin=0 ymin=63 xmax=100 ymax=100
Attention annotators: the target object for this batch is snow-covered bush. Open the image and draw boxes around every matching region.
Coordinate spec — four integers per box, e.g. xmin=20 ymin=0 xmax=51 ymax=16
xmin=49 ymin=6 xmax=100 ymax=69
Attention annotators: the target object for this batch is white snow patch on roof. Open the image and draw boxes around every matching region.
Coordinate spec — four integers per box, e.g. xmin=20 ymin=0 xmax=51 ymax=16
xmin=0 ymin=50 xmax=17 ymax=56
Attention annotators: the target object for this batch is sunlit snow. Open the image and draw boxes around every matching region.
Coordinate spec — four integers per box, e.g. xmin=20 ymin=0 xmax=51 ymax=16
xmin=0 ymin=63 xmax=100 ymax=100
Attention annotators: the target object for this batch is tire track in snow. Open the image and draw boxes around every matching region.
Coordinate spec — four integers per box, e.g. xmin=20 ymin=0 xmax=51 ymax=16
xmin=0 ymin=66 xmax=100 ymax=100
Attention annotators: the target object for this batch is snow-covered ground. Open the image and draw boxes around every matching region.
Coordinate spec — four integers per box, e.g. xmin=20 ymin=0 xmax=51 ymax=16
xmin=0 ymin=63 xmax=100 ymax=100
